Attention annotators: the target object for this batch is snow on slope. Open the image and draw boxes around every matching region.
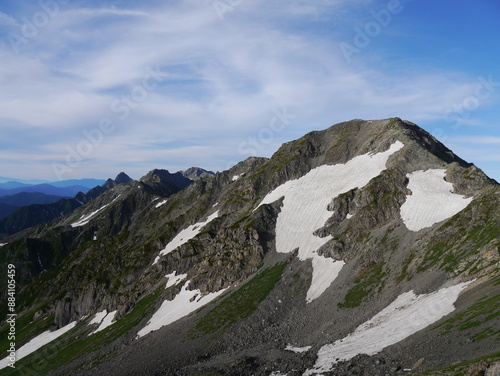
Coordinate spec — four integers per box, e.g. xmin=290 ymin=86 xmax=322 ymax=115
xmin=0 ymin=321 xmax=77 ymax=370
xmin=400 ymin=169 xmax=473 ymax=232
xmin=71 ymin=195 xmax=121 ymax=228
xmin=152 ymin=211 xmax=219 ymax=265
xmin=71 ymin=204 xmax=109 ymax=227
xmin=165 ymin=271 xmax=187 ymax=289
xmin=136 ymin=281 xmax=227 ymax=338
xmin=89 ymin=310 xmax=108 ymax=326
xmin=88 ymin=310 xmax=117 ymax=335
xmin=304 ymin=281 xmax=473 ymax=375
xmin=257 ymin=141 xmax=404 ymax=302
xmin=0 ymin=243 xmax=7 ymax=247
xmin=308 ymin=256 xmax=344 ymax=302
xmin=285 ymin=344 xmax=312 ymax=353
xmin=155 ymin=199 xmax=168 ymax=208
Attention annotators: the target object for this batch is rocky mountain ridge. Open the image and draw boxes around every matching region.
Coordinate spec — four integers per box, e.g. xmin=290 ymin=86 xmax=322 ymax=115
xmin=0 ymin=169 xmax=214 ymax=238
xmin=0 ymin=118 xmax=498 ymax=376
xmin=0 ymin=173 xmax=130 ymax=237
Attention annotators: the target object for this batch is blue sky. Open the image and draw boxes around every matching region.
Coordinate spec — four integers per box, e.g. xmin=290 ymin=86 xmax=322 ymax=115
xmin=0 ymin=0 xmax=499 ymax=181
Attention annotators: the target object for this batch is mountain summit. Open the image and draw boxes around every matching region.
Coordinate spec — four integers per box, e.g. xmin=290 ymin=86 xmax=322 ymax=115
xmin=0 ymin=118 xmax=498 ymax=376
xmin=102 ymin=172 xmax=135 ymax=189
xmin=181 ymin=167 xmax=216 ymax=181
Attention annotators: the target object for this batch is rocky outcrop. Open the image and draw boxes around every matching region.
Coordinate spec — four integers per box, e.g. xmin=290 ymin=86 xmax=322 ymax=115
xmin=140 ymin=169 xmax=193 ymax=196
xmin=181 ymin=167 xmax=215 ymax=181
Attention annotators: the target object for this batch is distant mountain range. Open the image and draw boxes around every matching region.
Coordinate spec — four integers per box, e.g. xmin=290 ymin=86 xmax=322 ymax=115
xmin=0 ymin=168 xmax=214 ymax=237
xmin=0 ymin=184 xmax=88 ymax=198
xmin=0 ymin=177 xmax=105 ymax=188
xmin=0 ymin=192 xmax=67 ymax=219
xmin=0 ymin=178 xmax=107 ymax=221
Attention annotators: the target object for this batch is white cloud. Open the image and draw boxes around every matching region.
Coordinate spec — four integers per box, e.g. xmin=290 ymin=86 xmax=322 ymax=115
xmin=449 ymin=136 xmax=500 ymax=145
xmin=0 ymin=0 xmax=498 ymax=180
xmin=0 ymin=11 xmax=18 ymax=27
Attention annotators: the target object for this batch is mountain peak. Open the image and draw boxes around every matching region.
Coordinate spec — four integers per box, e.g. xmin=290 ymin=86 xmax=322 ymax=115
xmin=180 ymin=167 xmax=215 ymax=181
xmin=140 ymin=169 xmax=193 ymax=195
xmin=102 ymin=172 xmax=134 ymax=189
xmin=114 ymin=172 xmax=133 ymax=184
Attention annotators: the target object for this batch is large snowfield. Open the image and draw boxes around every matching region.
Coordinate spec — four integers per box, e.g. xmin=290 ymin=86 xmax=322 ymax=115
xmin=304 ymin=281 xmax=473 ymax=375
xmin=400 ymin=169 xmax=473 ymax=231
xmin=0 ymin=321 xmax=77 ymax=370
xmin=257 ymin=141 xmax=404 ymax=302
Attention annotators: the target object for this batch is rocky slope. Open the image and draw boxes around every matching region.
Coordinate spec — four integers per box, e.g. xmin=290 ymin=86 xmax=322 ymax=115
xmin=0 ymin=118 xmax=498 ymax=376
xmin=181 ymin=167 xmax=216 ymax=181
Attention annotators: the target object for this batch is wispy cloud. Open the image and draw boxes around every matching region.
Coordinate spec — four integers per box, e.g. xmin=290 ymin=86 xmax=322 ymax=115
xmin=449 ymin=136 xmax=500 ymax=145
xmin=0 ymin=11 xmax=18 ymax=26
xmin=0 ymin=0 xmax=499 ymax=180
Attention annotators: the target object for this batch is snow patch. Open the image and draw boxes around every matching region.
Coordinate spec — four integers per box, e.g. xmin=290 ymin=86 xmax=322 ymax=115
xmin=155 ymin=199 xmax=168 ymax=208
xmin=152 ymin=211 xmax=219 ymax=265
xmin=0 ymin=321 xmax=77 ymax=370
xmin=232 ymin=174 xmax=243 ymax=181
xmin=93 ymin=310 xmax=117 ymax=334
xmin=71 ymin=204 xmax=109 ymax=227
xmin=285 ymin=344 xmax=312 ymax=353
xmin=165 ymin=271 xmax=187 ymax=289
xmin=0 ymin=243 xmax=7 ymax=247
xmin=308 ymin=256 xmax=345 ymax=302
xmin=37 ymin=252 xmax=45 ymax=271
xmin=400 ymin=169 xmax=473 ymax=232
xmin=304 ymin=281 xmax=473 ymax=375
xmin=257 ymin=141 xmax=404 ymax=302
xmin=136 ymin=281 xmax=227 ymax=338
xmin=346 ymin=213 xmax=353 ymax=219
xmin=89 ymin=310 xmax=108 ymax=326
xmin=88 ymin=310 xmax=117 ymax=335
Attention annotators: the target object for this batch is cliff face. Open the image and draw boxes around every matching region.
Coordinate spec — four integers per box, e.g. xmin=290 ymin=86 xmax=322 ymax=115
xmin=0 ymin=118 xmax=498 ymax=376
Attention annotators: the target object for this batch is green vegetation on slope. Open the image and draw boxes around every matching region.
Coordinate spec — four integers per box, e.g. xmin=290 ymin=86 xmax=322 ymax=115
xmin=432 ymin=289 xmax=500 ymax=342
xmin=338 ymin=262 xmax=387 ymax=308
xmin=2 ymin=288 xmax=162 ymax=376
xmin=190 ymin=263 xmax=285 ymax=337
xmin=416 ymin=352 xmax=500 ymax=376
xmin=417 ymin=192 xmax=499 ymax=275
